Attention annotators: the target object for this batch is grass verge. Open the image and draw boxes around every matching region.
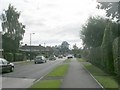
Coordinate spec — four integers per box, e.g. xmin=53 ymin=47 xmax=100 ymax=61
xmin=30 ymin=64 xmax=68 ymax=88
xmin=30 ymin=80 xmax=61 ymax=88
xmin=83 ymin=62 xmax=119 ymax=88
xmin=77 ymin=58 xmax=86 ymax=62
xmin=47 ymin=64 xmax=68 ymax=76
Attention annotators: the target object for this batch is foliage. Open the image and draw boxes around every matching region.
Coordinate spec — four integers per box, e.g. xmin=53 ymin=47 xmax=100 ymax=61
xmin=4 ymin=52 xmax=14 ymax=62
xmin=1 ymin=4 xmax=25 ymax=53
xmin=81 ymin=16 xmax=107 ymax=48
xmin=113 ymin=37 xmax=120 ymax=77
xmin=14 ymin=53 xmax=24 ymax=61
xmin=99 ymin=2 xmax=120 ymax=20
xmin=59 ymin=41 xmax=70 ymax=55
xmin=101 ymin=22 xmax=114 ymax=73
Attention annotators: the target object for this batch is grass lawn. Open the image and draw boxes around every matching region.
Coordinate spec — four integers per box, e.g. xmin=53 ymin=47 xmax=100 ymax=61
xmin=47 ymin=64 xmax=68 ymax=76
xmin=77 ymin=58 xmax=86 ymax=62
xmin=83 ymin=62 xmax=119 ymax=88
xmin=30 ymin=80 xmax=61 ymax=88
xmin=30 ymin=64 xmax=68 ymax=88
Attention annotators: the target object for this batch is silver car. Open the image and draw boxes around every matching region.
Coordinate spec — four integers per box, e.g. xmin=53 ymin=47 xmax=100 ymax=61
xmin=0 ymin=58 xmax=14 ymax=73
xmin=34 ymin=56 xmax=47 ymax=64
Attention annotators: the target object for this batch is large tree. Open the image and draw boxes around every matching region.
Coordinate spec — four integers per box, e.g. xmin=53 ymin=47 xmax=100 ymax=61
xmin=80 ymin=16 xmax=107 ymax=48
xmin=1 ymin=4 xmax=25 ymax=52
xmin=98 ymin=2 xmax=120 ymax=20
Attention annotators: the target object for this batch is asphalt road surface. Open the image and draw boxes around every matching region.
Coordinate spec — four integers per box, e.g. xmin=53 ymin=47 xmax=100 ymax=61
xmin=2 ymin=58 xmax=65 ymax=88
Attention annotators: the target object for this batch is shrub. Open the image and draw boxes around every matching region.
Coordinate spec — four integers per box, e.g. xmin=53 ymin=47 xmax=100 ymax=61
xmin=4 ymin=53 xmax=14 ymax=62
xmin=14 ymin=53 xmax=24 ymax=61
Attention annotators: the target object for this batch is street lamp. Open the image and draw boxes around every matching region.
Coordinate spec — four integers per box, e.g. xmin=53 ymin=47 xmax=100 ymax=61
xmin=30 ymin=33 xmax=35 ymax=61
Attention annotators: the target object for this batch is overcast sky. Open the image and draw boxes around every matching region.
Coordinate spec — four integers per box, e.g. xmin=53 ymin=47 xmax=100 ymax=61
xmin=0 ymin=0 xmax=106 ymax=48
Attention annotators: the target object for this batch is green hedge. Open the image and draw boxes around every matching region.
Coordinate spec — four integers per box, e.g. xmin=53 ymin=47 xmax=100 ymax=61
xmin=4 ymin=53 xmax=14 ymax=62
xmin=14 ymin=53 xmax=24 ymax=61
xmin=113 ymin=37 xmax=120 ymax=75
xmin=101 ymin=23 xmax=114 ymax=73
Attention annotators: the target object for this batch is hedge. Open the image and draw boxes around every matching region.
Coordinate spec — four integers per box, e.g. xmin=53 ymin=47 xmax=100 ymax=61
xmin=4 ymin=53 xmax=14 ymax=62
xmin=14 ymin=53 xmax=24 ymax=61
xmin=113 ymin=37 xmax=120 ymax=75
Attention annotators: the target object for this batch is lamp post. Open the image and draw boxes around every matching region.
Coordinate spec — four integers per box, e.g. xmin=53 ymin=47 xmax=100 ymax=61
xmin=30 ymin=33 xmax=35 ymax=61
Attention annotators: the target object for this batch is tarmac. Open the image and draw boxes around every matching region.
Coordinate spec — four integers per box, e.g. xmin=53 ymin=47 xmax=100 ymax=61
xmin=61 ymin=58 xmax=103 ymax=89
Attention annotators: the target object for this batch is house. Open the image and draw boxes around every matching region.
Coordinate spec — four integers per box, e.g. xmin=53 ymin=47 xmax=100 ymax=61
xmin=19 ymin=44 xmax=54 ymax=59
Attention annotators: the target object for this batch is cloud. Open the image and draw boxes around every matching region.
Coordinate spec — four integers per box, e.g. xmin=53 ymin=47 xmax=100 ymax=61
xmin=0 ymin=0 xmax=106 ymax=47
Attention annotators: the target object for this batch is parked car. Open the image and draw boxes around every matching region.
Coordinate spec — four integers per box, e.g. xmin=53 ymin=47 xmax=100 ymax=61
xmin=34 ymin=56 xmax=47 ymax=64
xmin=0 ymin=58 xmax=14 ymax=73
xmin=67 ymin=54 xmax=74 ymax=59
xmin=49 ymin=55 xmax=56 ymax=60
xmin=58 ymin=55 xmax=63 ymax=58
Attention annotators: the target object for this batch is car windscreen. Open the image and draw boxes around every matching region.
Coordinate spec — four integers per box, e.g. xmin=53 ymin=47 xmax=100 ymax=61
xmin=36 ymin=57 xmax=42 ymax=59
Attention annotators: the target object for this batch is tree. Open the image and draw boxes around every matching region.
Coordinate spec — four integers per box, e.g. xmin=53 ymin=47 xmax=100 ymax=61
xmin=101 ymin=22 xmax=114 ymax=73
xmin=72 ymin=44 xmax=80 ymax=57
xmin=1 ymin=4 xmax=25 ymax=53
xmin=98 ymin=2 xmax=120 ymax=20
xmin=80 ymin=16 xmax=107 ymax=48
xmin=60 ymin=41 xmax=70 ymax=55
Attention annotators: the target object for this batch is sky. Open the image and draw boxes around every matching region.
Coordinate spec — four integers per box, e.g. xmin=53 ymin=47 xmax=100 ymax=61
xmin=0 ymin=0 xmax=106 ymax=48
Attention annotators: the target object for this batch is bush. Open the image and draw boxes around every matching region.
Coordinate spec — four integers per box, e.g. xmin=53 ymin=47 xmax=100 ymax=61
xmin=4 ymin=53 xmax=14 ymax=62
xmin=113 ymin=37 xmax=120 ymax=76
xmin=14 ymin=53 xmax=24 ymax=61
xmin=101 ymin=23 xmax=114 ymax=73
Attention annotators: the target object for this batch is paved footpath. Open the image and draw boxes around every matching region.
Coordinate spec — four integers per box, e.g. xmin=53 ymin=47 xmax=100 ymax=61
xmin=61 ymin=58 xmax=102 ymax=88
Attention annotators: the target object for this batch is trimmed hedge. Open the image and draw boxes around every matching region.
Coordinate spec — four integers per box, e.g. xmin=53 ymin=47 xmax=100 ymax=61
xmin=14 ymin=53 xmax=24 ymax=61
xmin=4 ymin=53 xmax=14 ymax=62
xmin=113 ymin=37 xmax=120 ymax=75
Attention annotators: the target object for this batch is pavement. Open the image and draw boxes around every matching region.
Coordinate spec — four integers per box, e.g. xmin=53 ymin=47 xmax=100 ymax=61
xmin=61 ymin=58 xmax=102 ymax=88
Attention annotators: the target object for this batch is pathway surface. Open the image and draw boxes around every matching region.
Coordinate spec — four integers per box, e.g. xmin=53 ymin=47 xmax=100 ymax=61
xmin=61 ymin=58 xmax=102 ymax=88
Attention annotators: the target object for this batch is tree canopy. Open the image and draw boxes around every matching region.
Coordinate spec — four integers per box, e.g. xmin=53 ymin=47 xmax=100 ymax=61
xmin=80 ymin=16 xmax=107 ymax=48
xmin=1 ymin=4 xmax=25 ymax=53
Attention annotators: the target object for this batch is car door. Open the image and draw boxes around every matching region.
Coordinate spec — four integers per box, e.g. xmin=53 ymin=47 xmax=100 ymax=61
xmin=2 ymin=59 xmax=10 ymax=72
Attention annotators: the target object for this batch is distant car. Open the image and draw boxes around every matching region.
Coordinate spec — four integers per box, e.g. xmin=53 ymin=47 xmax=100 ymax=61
xmin=0 ymin=58 xmax=14 ymax=73
xmin=58 ymin=55 xmax=63 ymax=58
xmin=34 ymin=56 xmax=47 ymax=64
xmin=49 ymin=55 xmax=56 ymax=60
xmin=67 ymin=55 xmax=74 ymax=59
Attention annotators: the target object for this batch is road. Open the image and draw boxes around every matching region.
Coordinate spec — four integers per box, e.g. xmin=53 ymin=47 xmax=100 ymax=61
xmin=2 ymin=58 xmax=65 ymax=88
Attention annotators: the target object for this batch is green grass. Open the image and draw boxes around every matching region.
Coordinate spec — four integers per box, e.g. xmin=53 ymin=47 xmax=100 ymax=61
xmin=84 ymin=63 xmax=107 ymax=76
xmin=30 ymin=80 xmax=61 ymax=88
xmin=77 ymin=58 xmax=86 ymax=62
xmin=47 ymin=64 xmax=68 ymax=76
xmin=95 ymin=76 xmax=118 ymax=88
xmin=83 ymin=62 xmax=119 ymax=88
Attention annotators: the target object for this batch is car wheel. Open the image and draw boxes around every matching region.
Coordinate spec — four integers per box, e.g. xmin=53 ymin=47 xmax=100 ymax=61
xmin=10 ymin=67 xmax=14 ymax=72
xmin=35 ymin=62 xmax=37 ymax=64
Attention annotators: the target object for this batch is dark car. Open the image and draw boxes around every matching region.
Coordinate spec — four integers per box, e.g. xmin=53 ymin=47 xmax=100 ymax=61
xmin=49 ymin=55 xmax=56 ymax=60
xmin=34 ymin=56 xmax=47 ymax=64
xmin=0 ymin=58 xmax=14 ymax=73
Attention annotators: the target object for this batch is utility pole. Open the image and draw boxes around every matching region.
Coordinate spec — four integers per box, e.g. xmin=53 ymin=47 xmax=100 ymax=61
xmin=30 ymin=33 xmax=35 ymax=61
